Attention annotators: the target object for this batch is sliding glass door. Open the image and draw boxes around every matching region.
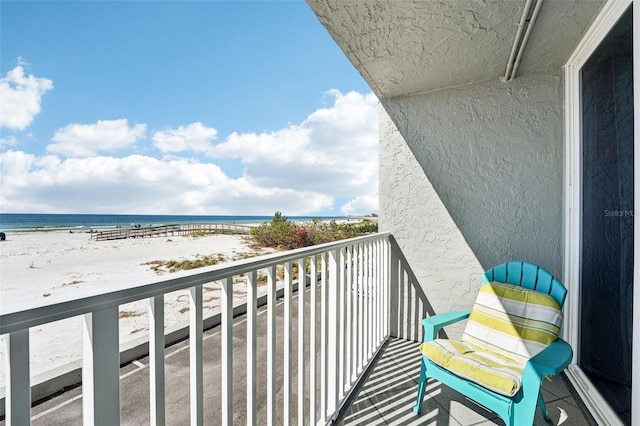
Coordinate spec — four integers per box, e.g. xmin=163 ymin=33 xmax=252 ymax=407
xmin=580 ymin=7 xmax=633 ymax=424
xmin=565 ymin=2 xmax=636 ymax=424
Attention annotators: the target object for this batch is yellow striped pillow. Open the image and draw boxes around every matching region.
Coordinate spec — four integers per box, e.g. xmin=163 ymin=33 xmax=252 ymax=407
xmin=420 ymin=339 xmax=525 ymax=396
xmin=461 ymin=282 xmax=563 ymax=365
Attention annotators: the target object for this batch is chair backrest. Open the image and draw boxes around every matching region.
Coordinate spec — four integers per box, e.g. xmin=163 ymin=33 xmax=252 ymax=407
xmin=481 ymin=261 xmax=567 ymax=307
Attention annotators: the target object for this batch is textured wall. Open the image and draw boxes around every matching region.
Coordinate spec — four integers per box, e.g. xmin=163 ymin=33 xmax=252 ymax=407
xmin=380 ymin=72 xmax=563 ymax=329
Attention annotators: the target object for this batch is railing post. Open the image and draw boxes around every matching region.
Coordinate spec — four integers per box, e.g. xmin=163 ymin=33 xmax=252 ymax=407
xmin=267 ymin=266 xmax=277 ymax=425
xmin=149 ymin=295 xmax=165 ymax=426
xmin=297 ymin=258 xmax=306 ymax=426
xmin=5 ymin=330 xmax=30 ymax=425
xmin=389 ymin=238 xmax=400 ymax=338
xmin=247 ymin=270 xmax=258 ymax=426
xmin=190 ymin=285 xmax=203 ymax=426
xmin=345 ymin=245 xmax=353 ymax=385
xmin=339 ymin=248 xmax=347 ymax=398
xmin=320 ymin=253 xmax=328 ymax=423
xmin=309 ymin=256 xmax=318 ymax=426
xmin=357 ymin=243 xmax=364 ymax=375
xmin=83 ymin=307 xmax=120 ymax=426
xmin=284 ymin=261 xmax=292 ymax=425
xmin=327 ymin=248 xmax=339 ymax=417
xmin=222 ymin=277 xmax=233 ymax=426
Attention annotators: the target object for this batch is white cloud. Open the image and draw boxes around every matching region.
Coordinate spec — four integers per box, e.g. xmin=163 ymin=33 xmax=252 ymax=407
xmin=152 ymin=122 xmax=218 ymax=154
xmin=0 ymin=65 xmax=53 ymax=130
xmin=1 ymin=90 xmax=379 ymax=215
xmin=0 ymin=150 xmax=333 ymax=215
xmin=0 ymin=136 xmax=19 ymax=148
xmin=215 ymin=90 xmax=379 ymax=200
xmin=340 ymin=194 xmax=379 ymax=216
xmin=48 ymin=119 xmax=147 ymax=157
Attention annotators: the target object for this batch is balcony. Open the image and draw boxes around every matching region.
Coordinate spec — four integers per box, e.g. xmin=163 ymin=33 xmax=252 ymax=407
xmin=1 ymin=233 xmax=591 ymax=425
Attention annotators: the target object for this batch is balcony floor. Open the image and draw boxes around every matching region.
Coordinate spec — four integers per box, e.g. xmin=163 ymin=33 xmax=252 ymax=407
xmin=338 ymin=338 xmax=596 ymax=426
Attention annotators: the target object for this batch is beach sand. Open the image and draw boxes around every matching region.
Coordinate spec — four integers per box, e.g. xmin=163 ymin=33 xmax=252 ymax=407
xmin=0 ymin=230 xmax=269 ymax=388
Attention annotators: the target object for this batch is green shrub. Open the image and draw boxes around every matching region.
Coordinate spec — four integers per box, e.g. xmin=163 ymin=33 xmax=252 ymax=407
xmin=250 ymin=213 xmax=379 ymax=250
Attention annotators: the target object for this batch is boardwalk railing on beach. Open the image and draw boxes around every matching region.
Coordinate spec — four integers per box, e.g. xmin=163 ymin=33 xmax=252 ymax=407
xmin=91 ymin=223 xmax=253 ymax=241
xmin=1 ymin=232 xmax=429 ymax=424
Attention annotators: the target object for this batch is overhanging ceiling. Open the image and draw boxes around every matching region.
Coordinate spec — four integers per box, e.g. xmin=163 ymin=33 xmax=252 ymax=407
xmin=307 ymin=0 xmax=606 ymax=100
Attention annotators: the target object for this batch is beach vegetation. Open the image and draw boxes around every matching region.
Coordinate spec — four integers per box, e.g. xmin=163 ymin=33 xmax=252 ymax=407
xmin=119 ymin=309 xmax=143 ymax=318
xmin=249 ymin=212 xmax=378 ymax=250
xmin=144 ymin=253 xmax=226 ymax=273
xmin=189 ymin=231 xmax=216 ymax=238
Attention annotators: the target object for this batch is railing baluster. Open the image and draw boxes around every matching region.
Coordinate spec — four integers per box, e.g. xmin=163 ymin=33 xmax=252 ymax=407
xmin=222 ymin=277 xmax=233 ymax=425
xmin=149 ymin=295 xmax=165 ymax=426
xmin=309 ymin=256 xmax=317 ymax=426
xmin=373 ymin=241 xmax=378 ymax=351
xmin=358 ymin=243 xmax=364 ymax=374
xmin=345 ymin=245 xmax=353 ymax=386
xmin=363 ymin=243 xmax=370 ymax=359
xmin=247 ymin=270 xmax=258 ymax=426
xmin=5 ymin=329 xmax=30 ymax=425
xmin=267 ymin=265 xmax=277 ymax=426
xmin=327 ymin=249 xmax=339 ymax=418
xmin=297 ymin=258 xmax=306 ymax=426
xmin=83 ymin=307 xmax=120 ymax=426
xmin=384 ymin=237 xmax=390 ymax=337
xmin=190 ymin=285 xmax=203 ymax=426
xmin=320 ymin=253 xmax=327 ymax=423
xmin=338 ymin=248 xmax=346 ymax=397
xmin=284 ymin=261 xmax=292 ymax=425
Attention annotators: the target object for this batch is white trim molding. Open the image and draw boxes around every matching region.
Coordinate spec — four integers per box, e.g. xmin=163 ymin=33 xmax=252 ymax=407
xmin=563 ymin=0 xmax=634 ymax=425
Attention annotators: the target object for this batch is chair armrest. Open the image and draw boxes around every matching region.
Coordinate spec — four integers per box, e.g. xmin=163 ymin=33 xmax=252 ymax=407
xmin=421 ymin=311 xmax=470 ymax=342
xmin=528 ymin=338 xmax=573 ymax=377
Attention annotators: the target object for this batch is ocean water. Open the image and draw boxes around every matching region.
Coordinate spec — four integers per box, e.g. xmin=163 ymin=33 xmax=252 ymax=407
xmin=0 ymin=213 xmax=345 ymax=232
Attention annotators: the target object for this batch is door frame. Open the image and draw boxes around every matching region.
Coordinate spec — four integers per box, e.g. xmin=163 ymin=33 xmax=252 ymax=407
xmin=563 ymin=0 xmax=636 ymax=424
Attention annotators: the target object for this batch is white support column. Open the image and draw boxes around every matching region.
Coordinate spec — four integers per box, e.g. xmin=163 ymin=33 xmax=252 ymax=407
xmin=327 ymin=249 xmax=339 ymax=417
xmin=5 ymin=330 xmax=30 ymax=425
xmin=309 ymin=255 xmax=318 ymax=426
xmin=221 ymin=277 xmax=233 ymax=426
xmin=83 ymin=307 xmax=120 ymax=426
xmin=297 ymin=258 xmax=306 ymax=426
xmin=267 ymin=265 xmax=277 ymax=426
xmin=284 ymin=261 xmax=292 ymax=425
xmin=247 ymin=270 xmax=258 ymax=426
xmin=190 ymin=285 xmax=203 ymax=426
xmin=149 ymin=295 xmax=165 ymax=426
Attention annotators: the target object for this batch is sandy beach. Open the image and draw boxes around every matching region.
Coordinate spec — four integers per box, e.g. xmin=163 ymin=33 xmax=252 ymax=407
xmin=0 ymin=230 xmax=269 ymax=388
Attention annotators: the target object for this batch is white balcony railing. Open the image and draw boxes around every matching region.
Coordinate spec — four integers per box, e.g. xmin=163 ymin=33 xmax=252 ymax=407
xmin=1 ymin=232 xmax=403 ymax=425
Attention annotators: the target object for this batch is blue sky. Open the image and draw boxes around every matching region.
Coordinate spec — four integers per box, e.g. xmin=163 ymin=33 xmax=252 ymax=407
xmin=0 ymin=1 xmax=379 ymax=216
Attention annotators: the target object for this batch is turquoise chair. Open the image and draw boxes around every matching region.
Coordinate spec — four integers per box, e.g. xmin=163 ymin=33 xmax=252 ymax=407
xmin=413 ymin=261 xmax=573 ymax=425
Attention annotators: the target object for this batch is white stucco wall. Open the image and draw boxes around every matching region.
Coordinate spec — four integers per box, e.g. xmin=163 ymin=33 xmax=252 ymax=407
xmin=380 ymin=72 xmax=564 ymax=334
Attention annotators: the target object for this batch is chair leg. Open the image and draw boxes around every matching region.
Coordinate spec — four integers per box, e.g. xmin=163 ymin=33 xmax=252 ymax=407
xmin=537 ymin=392 xmax=551 ymax=422
xmin=413 ymin=359 xmax=428 ymax=414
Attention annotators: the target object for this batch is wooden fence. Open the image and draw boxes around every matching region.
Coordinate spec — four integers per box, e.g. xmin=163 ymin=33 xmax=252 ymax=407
xmin=91 ymin=223 xmax=253 ymax=241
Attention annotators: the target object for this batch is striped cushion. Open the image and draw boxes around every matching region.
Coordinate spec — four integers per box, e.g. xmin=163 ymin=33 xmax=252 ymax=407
xmin=420 ymin=339 xmax=525 ymax=396
xmin=461 ymin=282 xmax=563 ymax=365
xmin=419 ymin=282 xmax=563 ymax=397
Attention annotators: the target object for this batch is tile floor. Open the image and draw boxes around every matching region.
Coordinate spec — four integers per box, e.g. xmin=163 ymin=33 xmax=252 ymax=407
xmin=339 ymin=338 xmax=596 ymax=426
